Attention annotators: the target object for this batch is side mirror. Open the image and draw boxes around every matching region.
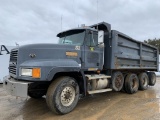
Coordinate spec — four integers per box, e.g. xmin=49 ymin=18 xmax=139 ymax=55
xmin=98 ymin=31 xmax=104 ymax=44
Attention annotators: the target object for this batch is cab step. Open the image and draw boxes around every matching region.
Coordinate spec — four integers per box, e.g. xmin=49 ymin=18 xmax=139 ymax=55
xmin=88 ymin=88 xmax=112 ymax=94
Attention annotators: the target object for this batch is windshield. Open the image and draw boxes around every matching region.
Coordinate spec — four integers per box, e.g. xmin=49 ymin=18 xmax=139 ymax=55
xmin=58 ymin=30 xmax=85 ymax=45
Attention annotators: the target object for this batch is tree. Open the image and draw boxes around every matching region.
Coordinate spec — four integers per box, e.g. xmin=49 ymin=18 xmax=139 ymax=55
xmin=144 ymin=38 xmax=160 ymax=53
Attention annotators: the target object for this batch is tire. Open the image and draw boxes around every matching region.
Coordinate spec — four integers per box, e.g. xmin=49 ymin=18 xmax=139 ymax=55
xmin=138 ymin=72 xmax=149 ymax=90
xmin=148 ymin=72 xmax=156 ymax=86
xmin=28 ymin=92 xmax=44 ymax=99
xmin=111 ymin=71 xmax=124 ymax=91
xmin=125 ymin=73 xmax=139 ymax=94
xmin=120 ymin=74 xmax=127 ymax=93
xmin=46 ymin=76 xmax=79 ymax=114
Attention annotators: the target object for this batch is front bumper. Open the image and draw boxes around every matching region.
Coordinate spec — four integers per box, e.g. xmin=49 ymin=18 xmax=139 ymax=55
xmin=3 ymin=76 xmax=32 ymax=97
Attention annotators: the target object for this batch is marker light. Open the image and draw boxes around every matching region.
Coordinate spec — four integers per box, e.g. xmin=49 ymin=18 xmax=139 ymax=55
xmin=32 ymin=68 xmax=41 ymax=78
xmin=21 ymin=68 xmax=41 ymax=78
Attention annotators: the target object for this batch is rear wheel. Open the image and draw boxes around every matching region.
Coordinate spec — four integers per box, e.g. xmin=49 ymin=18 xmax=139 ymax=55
xmin=148 ymin=72 xmax=156 ymax=86
xmin=111 ymin=71 xmax=124 ymax=91
xmin=125 ymin=73 xmax=139 ymax=94
xmin=138 ymin=72 xmax=149 ymax=90
xmin=120 ymin=74 xmax=127 ymax=93
xmin=46 ymin=76 xmax=79 ymax=114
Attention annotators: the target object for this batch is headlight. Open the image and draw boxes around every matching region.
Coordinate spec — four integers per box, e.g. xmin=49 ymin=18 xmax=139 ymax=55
xmin=21 ymin=68 xmax=41 ymax=78
xmin=21 ymin=68 xmax=32 ymax=76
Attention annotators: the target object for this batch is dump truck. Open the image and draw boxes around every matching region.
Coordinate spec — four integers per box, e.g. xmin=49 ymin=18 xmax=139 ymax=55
xmin=3 ymin=22 xmax=158 ymax=114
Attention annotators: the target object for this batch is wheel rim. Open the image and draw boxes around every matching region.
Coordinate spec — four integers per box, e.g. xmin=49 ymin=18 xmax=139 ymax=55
xmin=142 ymin=76 xmax=148 ymax=86
xmin=60 ymin=86 xmax=76 ymax=107
xmin=131 ymin=76 xmax=138 ymax=89
xmin=115 ymin=75 xmax=123 ymax=89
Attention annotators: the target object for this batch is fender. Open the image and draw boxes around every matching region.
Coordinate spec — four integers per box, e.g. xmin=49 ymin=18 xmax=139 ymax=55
xmin=47 ymin=66 xmax=87 ymax=96
xmin=46 ymin=66 xmax=80 ymax=81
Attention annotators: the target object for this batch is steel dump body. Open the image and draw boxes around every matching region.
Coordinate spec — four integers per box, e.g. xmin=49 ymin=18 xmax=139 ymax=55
xmin=104 ymin=30 xmax=159 ymax=71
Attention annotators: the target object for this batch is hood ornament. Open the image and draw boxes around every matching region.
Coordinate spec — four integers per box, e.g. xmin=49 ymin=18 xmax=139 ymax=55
xmin=29 ymin=53 xmax=36 ymax=58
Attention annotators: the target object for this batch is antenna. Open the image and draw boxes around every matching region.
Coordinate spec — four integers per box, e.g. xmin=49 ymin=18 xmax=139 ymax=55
xmin=96 ymin=0 xmax=99 ymax=30
xmin=61 ymin=14 xmax=63 ymax=31
xmin=73 ymin=0 xmax=75 ymax=26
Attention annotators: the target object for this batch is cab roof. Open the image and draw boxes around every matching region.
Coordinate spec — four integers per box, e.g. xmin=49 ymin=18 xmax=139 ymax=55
xmin=57 ymin=27 xmax=98 ymax=37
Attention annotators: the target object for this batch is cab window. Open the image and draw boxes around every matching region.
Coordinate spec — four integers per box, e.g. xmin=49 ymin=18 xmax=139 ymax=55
xmin=85 ymin=31 xmax=98 ymax=47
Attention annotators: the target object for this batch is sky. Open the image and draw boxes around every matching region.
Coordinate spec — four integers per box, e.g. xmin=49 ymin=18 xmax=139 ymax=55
xmin=0 ymin=0 xmax=160 ymax=46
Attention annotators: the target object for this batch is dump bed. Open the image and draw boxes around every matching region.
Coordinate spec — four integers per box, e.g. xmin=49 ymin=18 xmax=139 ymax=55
xmin=104 ymin=30 xmax=159 ymax=71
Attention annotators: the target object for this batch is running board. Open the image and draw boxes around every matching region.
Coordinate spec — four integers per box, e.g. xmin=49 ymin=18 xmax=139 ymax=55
xmin=88 ymin=88 xmax=112 ymax=94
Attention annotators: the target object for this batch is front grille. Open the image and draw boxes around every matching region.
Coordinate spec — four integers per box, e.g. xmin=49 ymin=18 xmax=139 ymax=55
xmin=9 ymin=49 xmax=18 ymax=76
xmin=9 ymin=65 xmax=17 ymax=75
xmin=10 ymin=49 xmax=18 ymax=61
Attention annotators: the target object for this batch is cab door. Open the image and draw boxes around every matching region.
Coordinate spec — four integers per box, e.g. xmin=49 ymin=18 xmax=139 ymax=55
xmin=83 ymin=30 xmax=103 ymax=70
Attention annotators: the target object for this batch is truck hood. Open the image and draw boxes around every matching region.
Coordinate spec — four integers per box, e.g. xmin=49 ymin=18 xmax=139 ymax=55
xmin=9 ymin=43 xmax=82 ymax=80
xmin=16 ymin=43 xmax=81 ymax=65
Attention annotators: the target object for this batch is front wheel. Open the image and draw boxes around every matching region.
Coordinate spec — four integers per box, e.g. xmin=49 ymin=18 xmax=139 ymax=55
xmin=46 ymin=76 xmax=79 ymax=114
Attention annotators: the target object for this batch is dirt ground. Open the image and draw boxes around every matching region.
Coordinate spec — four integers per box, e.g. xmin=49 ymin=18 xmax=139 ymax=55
xmin=1 ymin=78 xmax=160 ymax=120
